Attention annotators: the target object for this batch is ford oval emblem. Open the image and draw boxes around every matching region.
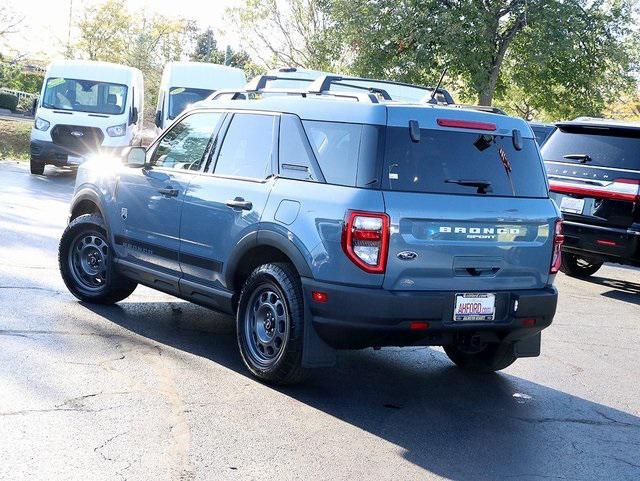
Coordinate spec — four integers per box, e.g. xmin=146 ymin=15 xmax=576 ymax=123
xmin=397 ymin=251 xmax=417 ymax=261
xmin=70 ymin=130 xmax=84 ymax=137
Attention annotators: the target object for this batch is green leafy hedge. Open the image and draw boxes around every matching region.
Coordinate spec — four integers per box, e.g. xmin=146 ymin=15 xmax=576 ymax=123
xmin=0 ymin=93 xmax=19 ymax=112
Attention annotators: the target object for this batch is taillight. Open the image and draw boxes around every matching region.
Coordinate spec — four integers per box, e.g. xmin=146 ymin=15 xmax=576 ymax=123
xmin=342 ymin=210 xmax=390 ymax=273
xmin=550 ymin=219 xmax=564 ymax=274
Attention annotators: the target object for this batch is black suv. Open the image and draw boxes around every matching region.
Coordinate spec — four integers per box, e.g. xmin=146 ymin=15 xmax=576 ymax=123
xmin=542 ymin=118 xmax=640 ymax=276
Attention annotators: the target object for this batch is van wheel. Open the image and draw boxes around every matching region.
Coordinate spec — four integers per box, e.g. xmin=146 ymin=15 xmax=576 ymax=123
xmin=444 ymin=342 xmax=516 ymax=373
xmin=560 ymin=253 xmax=603 ymax=278
xmin=59 ymin=214 xmax=137 ymax=304
xmin=30 ymin=158 xmax=45 ymax=175
xmin=236 ymin=263 xmax=308 ymax=385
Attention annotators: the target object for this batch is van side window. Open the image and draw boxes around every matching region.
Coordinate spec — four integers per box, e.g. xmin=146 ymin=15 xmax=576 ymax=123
xmin=150 ymin=112 xmax=223 ymax=171
xmin=278 ymin=114 xmax=320 ymax=182
xmin=214 ymin=113 xmax=276 ymax=179
xmin=302 ymin=120 xmax=362 ymax=186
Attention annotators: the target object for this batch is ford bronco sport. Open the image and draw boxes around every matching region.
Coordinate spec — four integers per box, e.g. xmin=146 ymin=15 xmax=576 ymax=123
xmin=543 ymin=118 xmax=640 ymax=277
xmin=59 ymin=75 xmax=561 ymax=384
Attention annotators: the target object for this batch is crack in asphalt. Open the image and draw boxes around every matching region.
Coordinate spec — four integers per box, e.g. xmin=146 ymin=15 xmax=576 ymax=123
xmin=0 ymin=286 xmax=63 ymax=293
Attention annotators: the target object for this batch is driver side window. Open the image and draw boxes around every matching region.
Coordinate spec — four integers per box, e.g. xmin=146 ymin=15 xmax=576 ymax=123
xmin=150 ymin=112 xmax=223 ymax=171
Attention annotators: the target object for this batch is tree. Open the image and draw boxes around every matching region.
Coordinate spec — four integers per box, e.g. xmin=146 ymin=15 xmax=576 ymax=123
xmin=330 ymin=0 xmax=638 ymax=118
xmin=0 ymin=0 xmax=23 ymax=45
xmin=190 ymin=27 xmax=262 ymax=78
xmin=228 ymin=0 xmax=337 ymax=70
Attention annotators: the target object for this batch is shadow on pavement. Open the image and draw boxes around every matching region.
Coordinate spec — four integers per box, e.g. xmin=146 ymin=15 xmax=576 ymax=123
xmin=82 ymin=300 xmax=640 ymax=481
xmin=586 ymin=275 xmax=640 ymax=306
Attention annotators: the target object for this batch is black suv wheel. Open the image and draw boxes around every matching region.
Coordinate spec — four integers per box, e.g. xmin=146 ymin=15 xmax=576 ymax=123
xmin=59 ymin=214 xmax=137 ymax=304
xmin=236 ymin=263 xmax=307 ymax=385
xmin=560 ymin=253 xmax=603 ymax=278
xmin=444 ymin=341 xmax=516 ymax=373
xmin=30 ymin=158 xmax=45 ymax=175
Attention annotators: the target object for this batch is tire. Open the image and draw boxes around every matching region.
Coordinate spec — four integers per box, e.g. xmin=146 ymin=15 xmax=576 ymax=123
xmin=236 ymin=262 xmax=308 ymax=385
xmin=444 ymin=341 xmax=516 ymax=373
xmin=560 ymin=253 xmax=603 ymax=278
xmin=59 ymin=214 xmax=137 ymax=304
xmin=30 ymin=158 xmax=45 ymax=175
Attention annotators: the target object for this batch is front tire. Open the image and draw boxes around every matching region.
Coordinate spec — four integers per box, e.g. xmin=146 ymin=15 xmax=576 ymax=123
xmin=59 ymin=214 xmax=137 ymax=304
xmin=560 ymin=253 xmax=603 ymax=278
xmin=444 ymin=341 xmax=516 ymax=373
xmin=30 ymin=157 xmax=45 ymax=175
xmin=236 ymin=263 xmax=307 ymax=385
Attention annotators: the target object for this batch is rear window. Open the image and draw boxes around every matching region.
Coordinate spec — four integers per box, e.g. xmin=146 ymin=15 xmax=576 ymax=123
xmin=383 ymin=127 xmax=548 ymax=198
xmin=302 ymin=120 xmax=362 ymax=186
xmin=542 ymin=125 xmax=640 ymax=171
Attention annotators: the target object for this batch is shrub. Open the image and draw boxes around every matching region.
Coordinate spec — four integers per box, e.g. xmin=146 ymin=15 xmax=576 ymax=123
xmin=0 ymin=93 xmax=19 ymax=112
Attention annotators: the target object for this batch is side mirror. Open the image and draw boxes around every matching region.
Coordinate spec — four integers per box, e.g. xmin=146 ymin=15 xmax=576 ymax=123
xmin=154 ymin=110 xmax=162 ymax=129
xmin=130 ymin=106 xmax=139 ymax=125
xmin=124 ymin=146 xmax=146 ymax=168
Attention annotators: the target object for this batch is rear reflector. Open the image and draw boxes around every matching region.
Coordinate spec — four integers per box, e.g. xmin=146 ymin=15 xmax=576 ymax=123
xmin=312 ymin=291 xmax=328 ymax=303
xmin=437 ymin=118 xmax=497 ymax=131
xmin=409 ymin=321 xmax=430 ymax=331
xmin=596 ymin=239 xmax=617 ymax=246
xmin=522 ymin=318 xmax=537 ymax=327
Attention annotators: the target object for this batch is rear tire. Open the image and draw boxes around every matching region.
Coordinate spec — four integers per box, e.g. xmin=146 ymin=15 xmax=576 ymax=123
xmin=444 ymin=342 xmax=516 ymax=373
xmin=30 ymin=158 xmax=45 ymax=175
xmin=59 ymin=214 xmax=137 ymax=304
xmin=560 ymin=253 xmax=603 ymax=278
xmin=236 ymin=262 xmax=308 ymax=385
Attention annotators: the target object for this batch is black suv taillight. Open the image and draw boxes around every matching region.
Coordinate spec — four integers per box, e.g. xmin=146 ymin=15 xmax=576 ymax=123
xmin=550 ymin=219 xmax=564 ymax=274
xmin=341 ymin=210 xmax=390 ymax=274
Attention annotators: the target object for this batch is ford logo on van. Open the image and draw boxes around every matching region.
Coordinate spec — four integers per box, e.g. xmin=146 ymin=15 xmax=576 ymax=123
xmin=70 ymin=130 xmax=84 ymax=137
xmin=397 ymin=251 xmax=418 ymax=261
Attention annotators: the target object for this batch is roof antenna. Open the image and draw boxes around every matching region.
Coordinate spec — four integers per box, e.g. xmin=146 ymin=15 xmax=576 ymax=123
xmin=429 ymin=67 xmax=448 ymax=104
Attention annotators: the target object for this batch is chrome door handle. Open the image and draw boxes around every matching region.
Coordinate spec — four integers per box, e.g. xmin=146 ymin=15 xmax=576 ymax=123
xmin=226 ymin=197 xmax=253 ymax=210
xmin=158 ymin=187 xmax=179 ymax=197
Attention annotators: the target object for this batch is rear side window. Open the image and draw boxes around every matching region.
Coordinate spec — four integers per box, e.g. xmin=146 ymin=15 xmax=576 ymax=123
xmin=214 ymin=113 xmax=276 ymax=179
xmin=542 ymin=126 xmax=640 ymax=171
xmin=303 ymin=120 xmax=362 ymax=186
xmin=279 ymin=115 xmax=320 ymax=182
xmin=383 ymin=127 xmax=548 ymax=198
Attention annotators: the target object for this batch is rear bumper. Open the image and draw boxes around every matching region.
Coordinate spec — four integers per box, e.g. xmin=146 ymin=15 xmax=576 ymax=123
xmin=562 ymin=220 xmax=640 ymax=266
xmin=30 ymin=140 xmax=123 ymax=166
xmin=302 ymin=279 xmax=557 ymax=349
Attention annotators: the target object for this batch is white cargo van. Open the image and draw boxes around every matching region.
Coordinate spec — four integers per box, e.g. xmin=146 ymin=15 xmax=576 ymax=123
xmin=30 ymin=60 xmax=143 ymax=175
xmin=154 ymin=62 xmax=246 ymax=132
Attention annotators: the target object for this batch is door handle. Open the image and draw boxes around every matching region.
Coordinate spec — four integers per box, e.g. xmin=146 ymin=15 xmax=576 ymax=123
xmin=226 ymin=197 xmax=253 ymax=210
xmin=158 ymin=187 xmax=179 ymax=197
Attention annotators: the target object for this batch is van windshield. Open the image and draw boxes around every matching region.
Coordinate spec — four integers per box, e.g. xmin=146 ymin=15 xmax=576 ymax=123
xmin=383 ymin=127 xmax=548 ymax=198
xmin=168 ymin=87 xmax=214 ymax=119
xmin=41 ymin=78 xmax=127 ymax=115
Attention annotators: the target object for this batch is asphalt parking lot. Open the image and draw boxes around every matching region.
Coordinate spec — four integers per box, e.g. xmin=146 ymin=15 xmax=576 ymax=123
xmin=0 ymin=160 xmax=639 ymax=481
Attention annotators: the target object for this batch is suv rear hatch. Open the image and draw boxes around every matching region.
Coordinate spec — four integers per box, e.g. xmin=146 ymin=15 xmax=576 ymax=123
xmin=542 ymin=122 xmax=640 ymax=256
xmin=381 ymin=109 xmax=558 ymax=292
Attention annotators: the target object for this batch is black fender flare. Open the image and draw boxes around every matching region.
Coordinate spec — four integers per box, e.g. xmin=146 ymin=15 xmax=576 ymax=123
xmin=223 ymin=229 xmax=314 ymax=290
xmin=69 ymin=187 xmax=112 ymax=239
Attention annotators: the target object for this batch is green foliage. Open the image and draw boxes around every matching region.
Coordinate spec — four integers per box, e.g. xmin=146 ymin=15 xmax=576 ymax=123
xmin=228 ymin=0 xmax=337 ymax=70
xmin=0 ymin=62 xmax=43 ymax=94
xmin=0 ymin=92 xmax=18 ymax=111
xmin=0 ymin=119 xmax=31 ymax=160
xmin=190 ymin=27 xmax=261 ymax=77
xmin=328 ymin=0 xmax=639 ymax=119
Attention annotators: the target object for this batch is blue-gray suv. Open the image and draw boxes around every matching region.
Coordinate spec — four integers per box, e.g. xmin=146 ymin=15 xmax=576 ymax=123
xmin=59 ymin=75 xmax=562 ymax=384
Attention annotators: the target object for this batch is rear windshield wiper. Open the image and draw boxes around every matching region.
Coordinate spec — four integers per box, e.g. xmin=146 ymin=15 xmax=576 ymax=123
xmin=445 ymin=179 xmax=493 ymax=194
xmin=563 ymin=153 xmax=592 ymax=163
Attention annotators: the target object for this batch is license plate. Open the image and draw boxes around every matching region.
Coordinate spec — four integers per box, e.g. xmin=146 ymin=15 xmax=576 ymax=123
xmin=454 ymin=293 xmax=496 ymax=321
xmin=560 ymin=196 xmax=584 ymax=214
xmin=67 ymin=155 xmax=85 ymax=165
